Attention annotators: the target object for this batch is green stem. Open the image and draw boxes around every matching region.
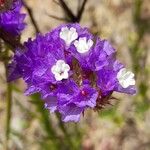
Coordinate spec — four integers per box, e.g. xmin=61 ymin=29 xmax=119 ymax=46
xmin=56 ymin=113 xmax=74 ymax=149
xmin=4 ymin=48 xmax=12 ymax=150
xmin=4 ymin=83 xmax=12 ymax=150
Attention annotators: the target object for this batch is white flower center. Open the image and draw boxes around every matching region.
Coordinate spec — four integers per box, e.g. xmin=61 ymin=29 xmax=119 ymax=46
xmin=51 ymin=60 xmax=70 ymax=81
xmin=74 ymin=37 xmax=93 ymax=53
xmin=59 ymin=27 xmax=78 ymax=46
xmin=117 ymin=68 xmax=135 ymax=88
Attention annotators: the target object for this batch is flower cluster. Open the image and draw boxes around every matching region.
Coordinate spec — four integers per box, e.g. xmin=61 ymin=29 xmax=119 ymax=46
xmin=8 ymin=23 xmax=136 ymax=122
xmin=0 ymin=0 xmax=26 ymax=37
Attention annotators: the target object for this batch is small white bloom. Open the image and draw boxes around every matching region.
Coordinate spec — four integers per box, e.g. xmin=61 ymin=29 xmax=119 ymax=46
xmin=74 ymin=37 xmax=93 ymax=53
xmin=117 ymin=68 xmax=135 ymax=88
xmin=59 ymin=27 xmax=78 ymax=46
xmin=51 ymin=60 xmax=70 ymax=81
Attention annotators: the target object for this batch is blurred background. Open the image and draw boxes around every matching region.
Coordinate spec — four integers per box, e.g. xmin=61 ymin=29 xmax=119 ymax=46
xmin=0 ymin=0 xmax=150 ymax=149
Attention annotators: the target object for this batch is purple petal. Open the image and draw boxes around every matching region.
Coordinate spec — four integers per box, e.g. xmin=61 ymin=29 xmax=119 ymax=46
xmin=115 ymin=84 xmax=137 ymax=95
xmin=44 ymin=96 xmax=57 ymax=113
xmin=59 ymin=104 xmax=84 ymax=122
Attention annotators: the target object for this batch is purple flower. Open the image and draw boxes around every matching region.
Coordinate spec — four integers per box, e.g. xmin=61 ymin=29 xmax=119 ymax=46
xmin=8 ymin=23 xmax=136 ymax=122
xmin=50 ymin=23 xmax=94 ymax=70
xmin=87 ymin=38 xmax=115 ymax=71
xmin=57 ymin=80 xmax=98 ymax=122
xmin=0 ymin=0 xmax=26 ymax=36
xmin=8 ymin=34 xmax=69 ymax=85
xmin=97 ymin=60 xmax=136 ymax=95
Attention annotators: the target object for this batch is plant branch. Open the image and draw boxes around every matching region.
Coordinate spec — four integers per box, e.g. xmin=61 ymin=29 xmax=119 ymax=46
xmin=47 ymin=14 xmax=70 ymax=22
xmin=76 ymin=0 xmax=88 ymax=22
xmin=57 ymin=0 xmax=88 ymax=23
xmin=58 ymin=0 xmax=76 ymax=22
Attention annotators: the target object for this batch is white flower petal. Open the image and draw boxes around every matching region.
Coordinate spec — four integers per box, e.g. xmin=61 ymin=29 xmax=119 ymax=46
xmin=55 ymin=74 xmax=63 ymax=81
xmin=59 ymin=27 xmax=78 ymax=46
xmin=51 ymin=65 xmax=56 ymax=74
xmin=74 ymin=37 xmax=93 ymax=53
xmin=56 ymin=60 xmax=65 ymax=66
xmin=51 ymin=60 xmax=70 ymax=81
xmin=88 ymin=39 xmax=94 ymax=48
xmin=62 ymin=71 xmax=69 ymax=79
xmin=74 ymin=40 xmax=79 ymax=47
xmin=117 ymin=68 xmax=135 ymax=88
xmin=129 ymin=78 xmax=136 ymax=85
xmin=61 ymin=27 xmax=68 ymax=32
xmin=62 ymin=63 xmax=70 ymax=71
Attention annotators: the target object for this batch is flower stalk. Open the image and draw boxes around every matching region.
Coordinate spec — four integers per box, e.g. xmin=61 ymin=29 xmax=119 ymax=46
xmin=4 ymin=48 xmax=12 ymax=150
xmin=4 ymin=82 xmax=12 ymax=150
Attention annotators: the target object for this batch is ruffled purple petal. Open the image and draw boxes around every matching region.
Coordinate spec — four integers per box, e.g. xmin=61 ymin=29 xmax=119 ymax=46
xmin=44 ymin=96 xmax=57 ymax=113
xmin=59 ymin=103 xmax=84 ymax=122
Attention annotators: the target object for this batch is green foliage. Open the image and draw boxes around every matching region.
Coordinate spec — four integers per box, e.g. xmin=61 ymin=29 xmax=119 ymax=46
xmin=99 ymin=105 xmax=124 ymax=126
